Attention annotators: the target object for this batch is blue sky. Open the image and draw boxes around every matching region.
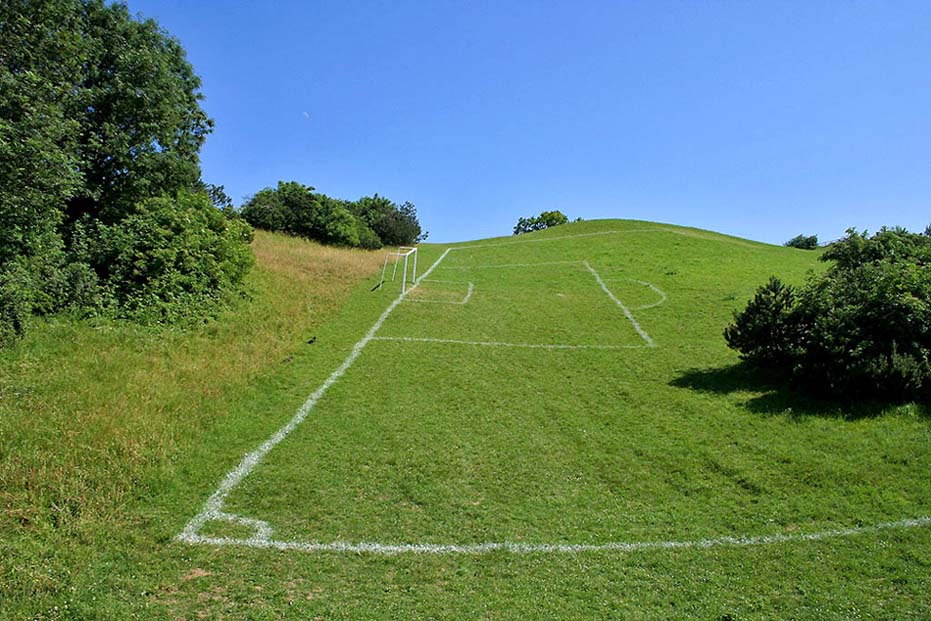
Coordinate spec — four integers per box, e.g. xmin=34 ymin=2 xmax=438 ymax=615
xmin=131 ymin=0 xmax=930 ymax=244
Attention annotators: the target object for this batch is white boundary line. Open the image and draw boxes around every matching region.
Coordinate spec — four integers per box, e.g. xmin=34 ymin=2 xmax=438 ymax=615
xmin=583 ymin=262 xmax=655 ymax=347
xmin=451 ymin=227 xmax=768 ymax=251
xmin=631 ymin=280 xmax=667 ymax=310
xmin=441 ymin=260 xmax=586 ymax=270
xmin=406 ymin=282 xmax=475 ymax=305
xmin=587 ymin=276 xmax=668 ymax=311
xmin=179 ymin=230 xmax=927 ymax=556
xmin=186 ymin=516 xmax=931 ymax=556
xmin=176 ymin=248 xmax=453 ymax=546
xmin=372 ymin=336 xmax=652 ymax=350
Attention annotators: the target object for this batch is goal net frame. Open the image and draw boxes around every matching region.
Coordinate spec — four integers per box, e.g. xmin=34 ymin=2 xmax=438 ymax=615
xmin=379 ymin=246 xmax=418 ymax=294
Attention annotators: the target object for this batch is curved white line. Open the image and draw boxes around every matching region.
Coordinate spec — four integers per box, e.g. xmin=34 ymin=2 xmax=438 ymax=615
xmin=630 ymin=280 xmax=667 ymax=310
xmin=181 ymin=515 xmax=931 ymax=555
xmin=583 ymin=262 xmax=655 ymax=347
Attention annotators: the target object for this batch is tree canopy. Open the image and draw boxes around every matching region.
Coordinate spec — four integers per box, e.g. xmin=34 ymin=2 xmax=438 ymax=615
xmin=513 ymin=211 xmax=571 ymax=235
xmin=726 ymin=227 xmax=931 ymax=401
xmin=241 ymin=183 xmax=426 ymax=249
xmin=0 ymin=0 xmax=251 ymax=344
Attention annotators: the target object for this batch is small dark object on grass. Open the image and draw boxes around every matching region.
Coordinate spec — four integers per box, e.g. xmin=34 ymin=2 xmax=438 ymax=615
xmin=282 ymin=355 xmax=293 ymax=364
xmin=371 ymin=281 xmax=383 ymax=292
xmin=307 ymin=336 xmax=316 ymax=345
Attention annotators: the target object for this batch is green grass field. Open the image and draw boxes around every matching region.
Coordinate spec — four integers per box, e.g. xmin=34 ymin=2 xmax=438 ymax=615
xmin=3 ymin=220 xmax=929 ymax=619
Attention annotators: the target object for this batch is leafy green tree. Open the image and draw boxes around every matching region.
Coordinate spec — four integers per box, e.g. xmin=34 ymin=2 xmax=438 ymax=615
xmin=0 ymin=0 xmax=250 ymax=342
xmin=726 ymin=227 xmax=931 ymax=401
xmin=784 ymin=234 xmax=819 ymax=250
xmin=242 ymin=184 xmax=423 ymax=248
xmin=352 ymin=195 xmax=426 ymax=246
xmin=0 ymin=0 xmax=84 ymax=325
xmin=724 ymin=277 xmax=798 ymax=367
xmin=72 ymin=191 xmax=254 ymax=323
xmin=65 ymin=0 xmax=213 ymax=224
xmin=513 ymin=210 xmax=570 ymax=235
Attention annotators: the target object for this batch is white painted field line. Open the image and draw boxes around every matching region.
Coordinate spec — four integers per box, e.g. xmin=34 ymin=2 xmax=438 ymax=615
xmin=441 ymin=260 xmax=585 ymax=270
xmin=632 ymin=280 xmax=666 ymax=310
xmin=184 ymin=515 xmax=931 ymax=556
xmin=372 ymin=336 xmax=650 ymax=350
xmin=177 ymin=248 xmax=453 ymax=545
xmin=452 ymin=226 xmax=769 ymax=251
xmin=583 ymin=262 xmax=655 ymax=347
xmin=406 ymin=282 xmax=475 ymax=305
xmin=455 ymin=228 xmax=665 ymax=250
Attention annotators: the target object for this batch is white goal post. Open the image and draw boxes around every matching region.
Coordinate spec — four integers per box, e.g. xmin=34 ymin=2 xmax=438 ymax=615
xmin=379 ymin=246 xmax=418 ymax=293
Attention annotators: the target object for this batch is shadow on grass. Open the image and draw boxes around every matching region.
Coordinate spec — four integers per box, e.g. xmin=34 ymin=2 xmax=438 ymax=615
xmin=670 ymin=363 xmax=929 ymax=420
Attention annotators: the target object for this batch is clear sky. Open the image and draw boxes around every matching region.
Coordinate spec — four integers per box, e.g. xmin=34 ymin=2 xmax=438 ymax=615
xmin=131 ymin=0 xmax=930 ymax=245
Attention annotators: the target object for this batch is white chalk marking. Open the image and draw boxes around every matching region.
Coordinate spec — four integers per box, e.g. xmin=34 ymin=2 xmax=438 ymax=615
xmin=455 ymin=229 xmax=664 ymax=250
xmin=181 ymin=516 xmax=931 ymax=556
xmin=406 ymin=282 xmax=475 ymax=305
xmin=440 ymin=260 xmax=586 ymax=270
xmin=176 ymin=249 xmax=453 ymax=545
xmin=372 ymin=336 xmax=650 ymax=350
xmin=598 ymin=278 xmax=666 ymax=310
xmin=451 ymin=226 xmax=769 ymax=251
xmin=583 ymin=262 xmax=655 ymax=347
xmin=629 ymin=279 xmax=667 ymax=310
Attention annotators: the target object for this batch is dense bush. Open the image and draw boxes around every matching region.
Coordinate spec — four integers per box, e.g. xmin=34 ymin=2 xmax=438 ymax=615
xmin=241 ymin=183 xmax=426 ymax=248
xmin=0 ymin=264 xmax=33 ymax=347
xmin=784 ymin=234 xmax=819 ymax=249
xmin=725 ymin=227 xmax=931 ymax=401
xmin=0 ymin=1 xmax=253 ymax=343
xmin=513 ymin=210 xmax=570 ymax=235
xmin=72 ymin=192 xmax=254 ymax=323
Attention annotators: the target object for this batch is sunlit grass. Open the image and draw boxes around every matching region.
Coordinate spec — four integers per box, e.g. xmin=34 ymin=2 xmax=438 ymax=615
xmin=1 ymin=221 xmax=928 ymax=620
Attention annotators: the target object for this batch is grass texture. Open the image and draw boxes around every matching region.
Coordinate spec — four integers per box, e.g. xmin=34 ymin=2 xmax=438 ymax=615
xmin=2 ymin=221 xmax=929 ymax=619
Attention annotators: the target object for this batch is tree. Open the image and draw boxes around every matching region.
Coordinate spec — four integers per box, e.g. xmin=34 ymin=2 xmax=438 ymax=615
xmin=784 ymin=234 xmax=819 ymax=250
xmin=242 ymin=184 xmax=425 ymax=248
xmin=726 ymin=227 xmax=931 ymax=401
xmin=0 ymin=0 xmax=249 ymax=342
xmin=513 ymin=210 xmax=569 ymax=235
xmin=66 ymin=0 xmax=213 ymax=224
xmin=352 ymin=195 xmax=426 ymax=246
xmin=0 ymin=0 xmax=84 ymax=321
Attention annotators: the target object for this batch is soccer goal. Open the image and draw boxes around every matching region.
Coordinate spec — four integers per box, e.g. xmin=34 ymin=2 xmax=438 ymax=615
xmin=378 ymin=246 xmax=418 ymax=293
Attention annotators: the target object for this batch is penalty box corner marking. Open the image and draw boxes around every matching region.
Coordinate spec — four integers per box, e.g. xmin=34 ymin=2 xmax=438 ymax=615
xmin=405 ymin=280 xmax=475 ymax=305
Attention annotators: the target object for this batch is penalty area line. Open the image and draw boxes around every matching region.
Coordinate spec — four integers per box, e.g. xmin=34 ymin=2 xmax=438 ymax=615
xmin=372 ymin=336 xmax=652 ymax=350
xmin=176 ymin=248 xmax=454 ymax=545
xmin=180 ymin=515 xmax=931 ymax=556
xmin=584 ymin=261 xmax=655 ymax=347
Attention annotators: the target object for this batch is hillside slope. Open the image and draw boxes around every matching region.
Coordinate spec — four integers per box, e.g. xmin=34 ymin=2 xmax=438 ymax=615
xmin=2 ymin=220 xmax=928 ymax=620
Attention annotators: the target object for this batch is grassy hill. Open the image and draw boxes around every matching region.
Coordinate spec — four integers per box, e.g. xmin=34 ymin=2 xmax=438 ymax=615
xmin=2 ymin=220 xmax=928 ymax=619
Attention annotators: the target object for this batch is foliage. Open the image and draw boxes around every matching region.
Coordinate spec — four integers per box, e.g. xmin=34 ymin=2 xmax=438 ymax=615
xmin=72 ymin=191 xmax=254 ymax=323
xmin=513 ymin=210 xmax=570 ymax=235
xmin=352 ymin=195 xmax=426 ymax=246
xmin=241 ymin=183 xmax=426 ymax=248
xmin=784 ymin=234 xmax=819 ymax=249
xmin=65 ymin=0 xmax=213 ymax=224
xmin=727 ymin=227 xmax=931 ymax=401
xmin=723 ymin=276 xmax=798 ymax=366
xmin=0 ymin=0 xmax=250 ymax=343
xmin=0 ymin=263 xmax=33 ymax=346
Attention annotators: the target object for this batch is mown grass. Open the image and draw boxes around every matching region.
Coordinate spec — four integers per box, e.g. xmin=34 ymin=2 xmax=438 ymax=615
xmin=2 ymin=220 xmax=929 ymax=620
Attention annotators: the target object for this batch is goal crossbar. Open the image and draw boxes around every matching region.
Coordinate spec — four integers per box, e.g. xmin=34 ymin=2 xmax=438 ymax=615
xmin=379 ymin=247 xmax=418 ymax=293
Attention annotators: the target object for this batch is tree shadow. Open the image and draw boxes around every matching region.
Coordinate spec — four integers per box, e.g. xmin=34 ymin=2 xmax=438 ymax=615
xmin=670 ymin=363 xmax=929 ymax=420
